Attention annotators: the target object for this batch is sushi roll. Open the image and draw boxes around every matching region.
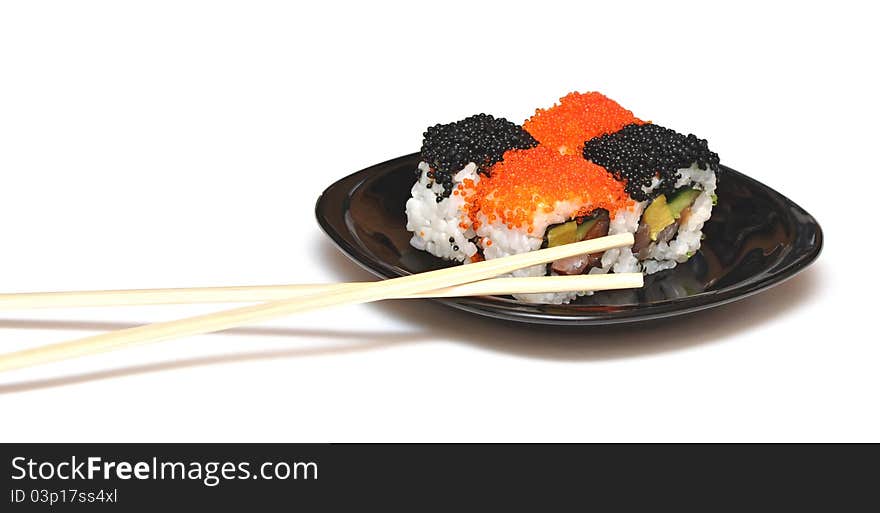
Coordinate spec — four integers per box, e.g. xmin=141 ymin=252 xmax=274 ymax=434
xmin=464 ymin=145 xmax=632 ymax=303
xmin=406 ymin=122 xmax=634 ymax=304
xmin=404 ymin=92 xmax=721 ymax=304
xmin=525 ymin=91 xmax=721 ymax=276
xmin=582 ymin=124 xmax=720 ymax=274
xmin=405 ymin=114 xmax=537 ymax=262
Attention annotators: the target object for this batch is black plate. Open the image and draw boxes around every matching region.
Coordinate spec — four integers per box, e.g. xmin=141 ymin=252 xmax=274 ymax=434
xmin=315 ymin=153 xmax=822 ymax=325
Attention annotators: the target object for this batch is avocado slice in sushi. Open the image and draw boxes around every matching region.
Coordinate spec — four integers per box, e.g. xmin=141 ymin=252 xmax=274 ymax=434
xmin=642 ymin=195 xmax=675 ymax=241
xmin=548 ymin=212 xmax=611 ymax=275
xmin=668 ymin=188 xmax=701 ymax=219
xmin=546 ymin=217 xmax=601 ymax=248
xmin=547 ymin=221 xmax=578 ymax=247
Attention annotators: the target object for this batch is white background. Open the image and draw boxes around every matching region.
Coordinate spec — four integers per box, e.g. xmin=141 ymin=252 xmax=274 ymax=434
xmin=0 ymin=1 xmax=876 ymax=442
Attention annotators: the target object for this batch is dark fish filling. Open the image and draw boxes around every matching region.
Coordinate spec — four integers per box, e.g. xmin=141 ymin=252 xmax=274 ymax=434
xmin=544 ymin=210 xmax=611 ymax=275
xmin=632 ymin=187 xmax=704 ymax=260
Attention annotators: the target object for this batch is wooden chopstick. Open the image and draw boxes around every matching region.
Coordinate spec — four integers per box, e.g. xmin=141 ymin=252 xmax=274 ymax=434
xmin=0 ymin=233 xmax=634 ymax=372
xmin=0 ymin=274 xmax=643 ymax=310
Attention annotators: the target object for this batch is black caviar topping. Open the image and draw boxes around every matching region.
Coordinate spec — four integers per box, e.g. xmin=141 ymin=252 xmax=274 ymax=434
xmin=582 ymin=124 xmax=720 ymax=201
xmin=420 ymin=113 xmax=537 ymax=198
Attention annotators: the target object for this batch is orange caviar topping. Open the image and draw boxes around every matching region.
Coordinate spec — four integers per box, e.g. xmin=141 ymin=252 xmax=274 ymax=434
xmin=523 ymin=92 xmax=644 ymax=155
xmin=465 ymin=146 xmax=632 ymax=231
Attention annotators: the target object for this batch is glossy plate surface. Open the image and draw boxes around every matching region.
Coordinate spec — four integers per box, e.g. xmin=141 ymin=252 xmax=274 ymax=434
xmin=316 ymin=153 xmax=822 ymax=325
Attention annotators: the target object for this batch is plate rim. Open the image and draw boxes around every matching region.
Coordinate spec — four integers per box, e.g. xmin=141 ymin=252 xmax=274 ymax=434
xmin=315 ymin=153 xmax=823 ymax=325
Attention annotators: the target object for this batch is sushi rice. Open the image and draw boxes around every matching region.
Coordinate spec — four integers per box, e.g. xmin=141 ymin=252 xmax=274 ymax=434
xmin=405 ymin=92 xmax=720 ymax=304
xmin=405 ymin=159 xmax=594 ymax=304
xmin=406 ymin=162 xmax=480 ymax=263
xmin=601 ymin=163 xmax=717 ymax=276
xmin=405 ymin=160 xmax=717 ymax=304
